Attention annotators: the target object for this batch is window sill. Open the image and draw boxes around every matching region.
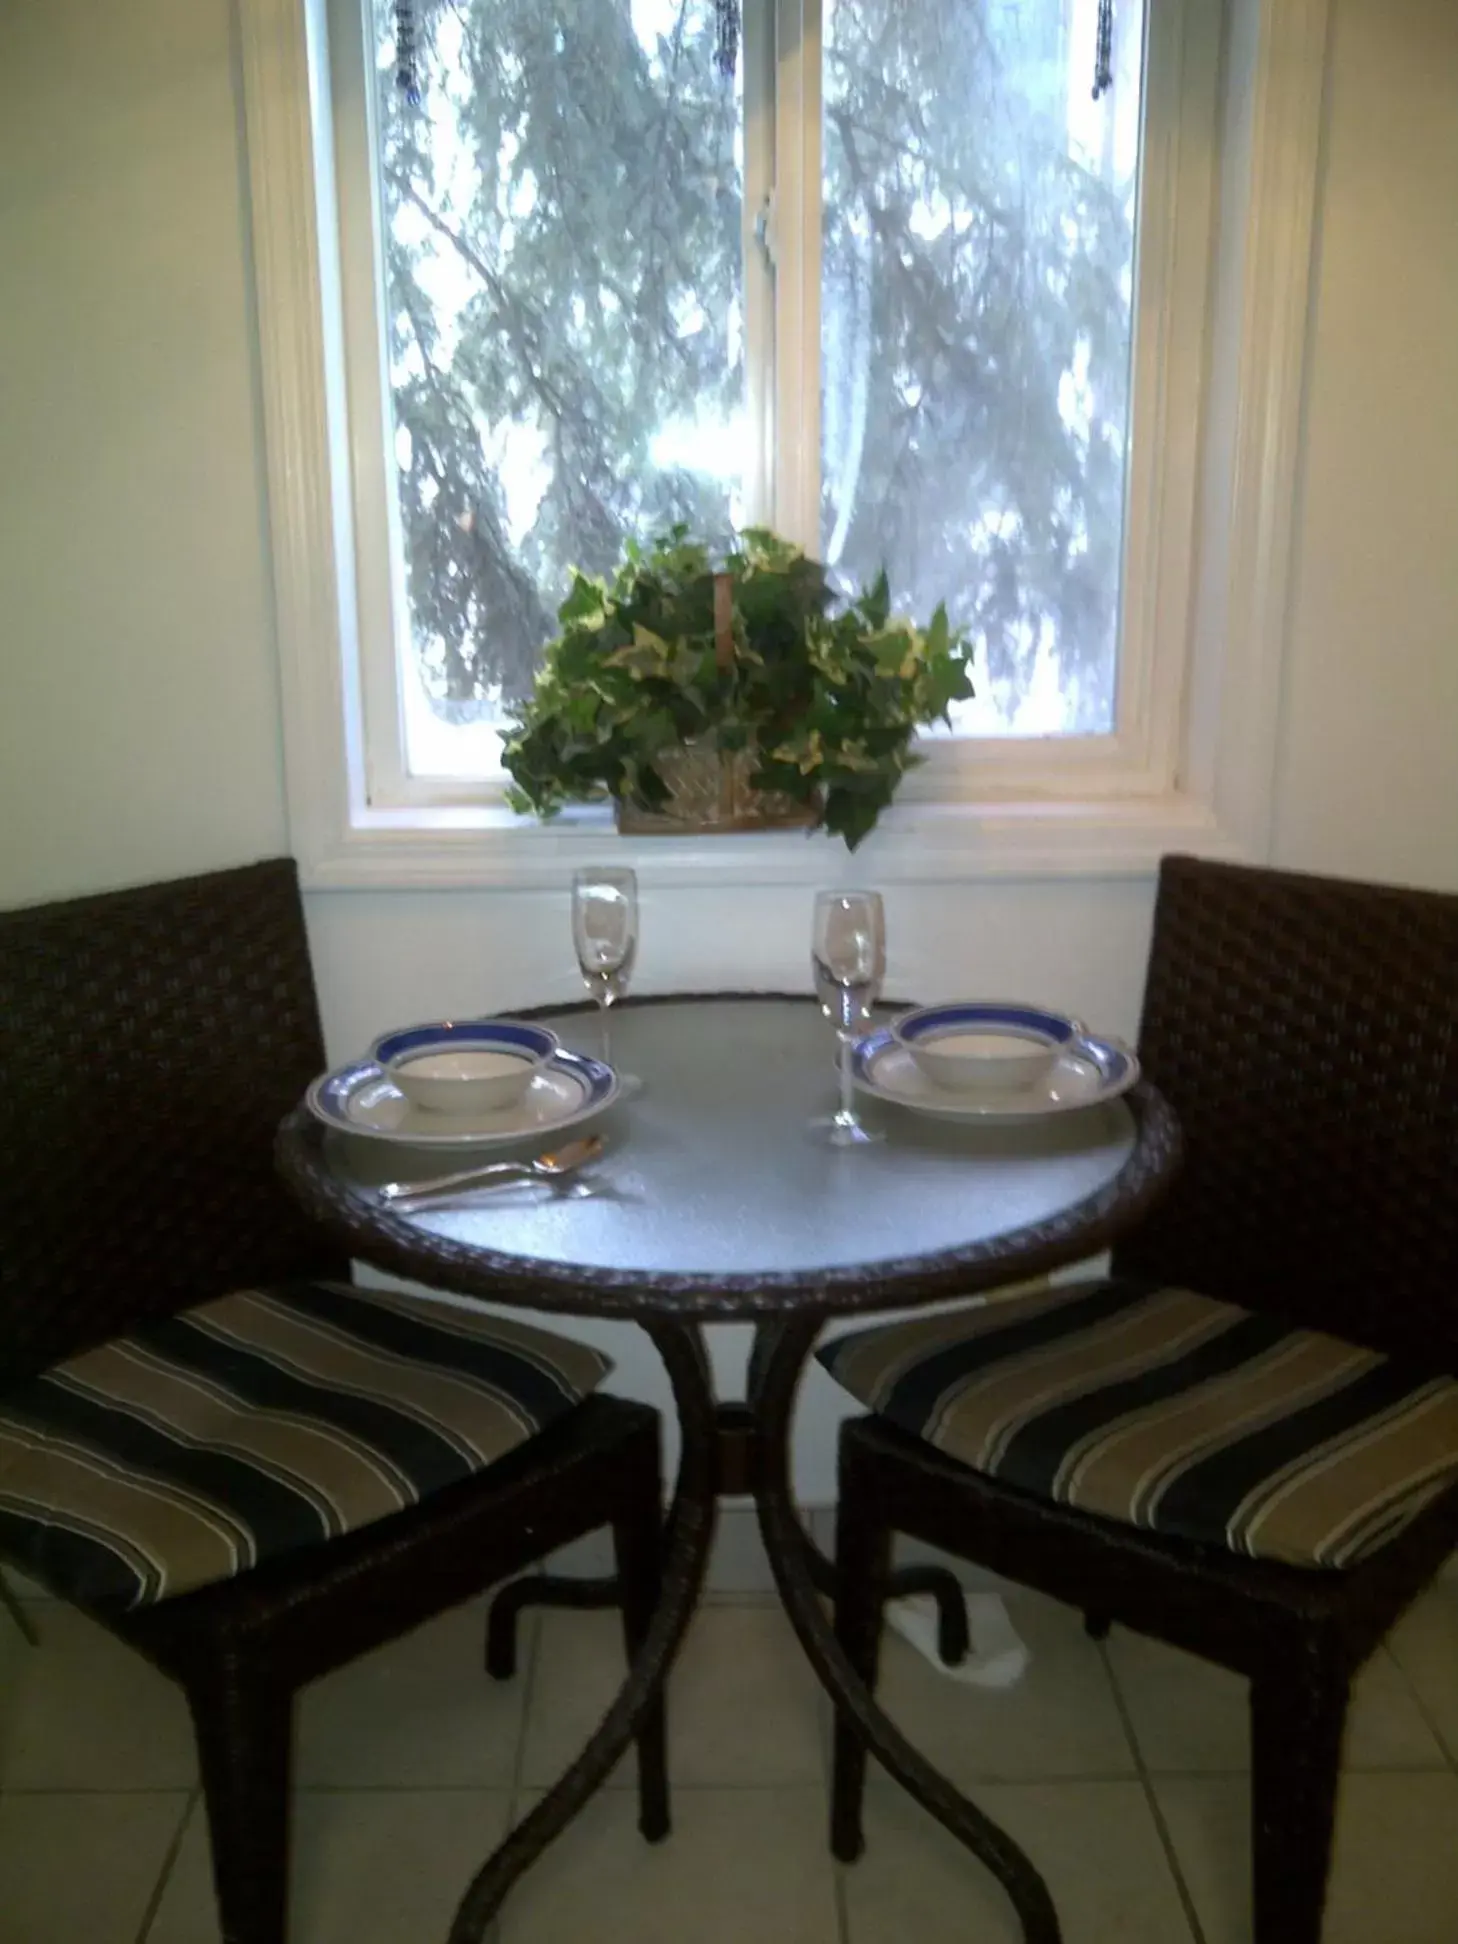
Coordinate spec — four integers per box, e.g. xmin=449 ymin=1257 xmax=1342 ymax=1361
xmin=301 ymin=790 xmax=1247 ymax=891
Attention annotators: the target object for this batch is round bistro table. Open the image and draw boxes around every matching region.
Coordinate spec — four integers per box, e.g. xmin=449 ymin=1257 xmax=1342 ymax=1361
xmin=276 ymin=994 xmax=1181 ymax=1944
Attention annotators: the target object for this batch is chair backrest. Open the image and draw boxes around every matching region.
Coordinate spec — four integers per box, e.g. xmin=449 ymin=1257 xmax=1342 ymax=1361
xmin=0 ymin=859 xmax=348 ymax=1384
xmin=1112 ymin=855 xmax=1458 ymax=1368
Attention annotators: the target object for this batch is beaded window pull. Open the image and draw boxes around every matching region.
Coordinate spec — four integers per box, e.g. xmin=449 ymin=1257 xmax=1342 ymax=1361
xmin=395 ymin=1 xmax=420 ymax=106
xmin=1093 ymin=0 xmax=1115 ymax=100
xmin=714 ymin=0 xmax=740 ymax=80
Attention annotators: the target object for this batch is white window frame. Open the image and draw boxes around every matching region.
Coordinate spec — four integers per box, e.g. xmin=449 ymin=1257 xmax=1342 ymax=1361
xmin=241 ymin=0 xmax=1330 ymax=889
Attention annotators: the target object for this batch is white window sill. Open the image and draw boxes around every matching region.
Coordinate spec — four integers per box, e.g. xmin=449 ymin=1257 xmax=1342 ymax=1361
xmin=301 ymin=790 xmax=1246 ymax=890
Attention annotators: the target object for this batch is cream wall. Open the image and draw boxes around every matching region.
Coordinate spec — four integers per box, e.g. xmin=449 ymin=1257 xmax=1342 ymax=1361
xmin=1 ymin=0 xmax=1454 ymax=1496
xmin=0 ymin=0 xmax=288 ymax=901
xmin=1271 ymin=0 xmax=1458 ymax=884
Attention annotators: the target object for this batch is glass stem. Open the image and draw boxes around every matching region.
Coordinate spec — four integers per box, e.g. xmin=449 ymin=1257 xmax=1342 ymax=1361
xmin=838 ymin=1030 xmax=856 ymax=1124
xmin=599 ymin=995 xmax=613 ymax=1069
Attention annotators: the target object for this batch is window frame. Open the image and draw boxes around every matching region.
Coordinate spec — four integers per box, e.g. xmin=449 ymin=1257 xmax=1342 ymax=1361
xmin=241 ymin=0 xmax=1331 ymax=889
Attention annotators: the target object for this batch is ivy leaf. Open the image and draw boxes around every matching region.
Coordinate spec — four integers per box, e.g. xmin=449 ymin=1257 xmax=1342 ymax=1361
xmin=925 ymin=604 xmax=949 ymax=661
xmin=558 ymin=573 xmax=606 ymax=625
xmin=862 ymin=571 xmax=891 ymax=630
xmin=868 ymin=631 xmax=909 ymax=673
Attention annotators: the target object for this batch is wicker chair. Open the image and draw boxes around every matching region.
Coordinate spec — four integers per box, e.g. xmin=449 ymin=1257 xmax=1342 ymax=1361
xmin=0 ymin=858 xmax=668 ymax=1944
xmin=821 ymin=855 xmax=1458 ymax=1944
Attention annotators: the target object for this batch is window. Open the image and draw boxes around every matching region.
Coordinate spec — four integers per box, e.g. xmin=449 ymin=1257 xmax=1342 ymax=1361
xmin=247 ymin=0 xmax=1327 ymax=883
xmin=820 ymin=0 xmax=1143 ymax=741
xmin=333 ymin=0 xmax=1175 ymax=802
xmin=345 ymin=0 xmax=747 ymax=790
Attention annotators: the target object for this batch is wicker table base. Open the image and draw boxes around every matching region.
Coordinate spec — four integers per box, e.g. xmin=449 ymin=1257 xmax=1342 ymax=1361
xmin=483 ymin=1405 xmax=969 ymax=1679
xmin=449 ymin=1313 xmax=1057 ymax=1944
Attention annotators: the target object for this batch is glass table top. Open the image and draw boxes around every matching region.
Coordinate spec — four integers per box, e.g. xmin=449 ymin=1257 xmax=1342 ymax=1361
xmin=328 ymin=997 xmax=1138 ymax=1285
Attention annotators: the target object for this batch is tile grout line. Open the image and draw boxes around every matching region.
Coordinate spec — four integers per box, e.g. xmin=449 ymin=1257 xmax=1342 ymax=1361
xmin=857 ymin=1753 xmax=1453 ymax=1791
xmin=1380 ymin=1641 xmax=1458 ymax=1779
xmin=817 ymin=1683 xmax=854 ymax=1944
xmin=1097 ymin=1637 xmax=1210 ymax=1944
xmin=506 ymin=1608 xmax=544 ymax=1820
xmin=832 ymin=1857 xmax=855 ymax=1944
xmin=486 ymin=1606 xmax=545 ymax=1944
xmin=509 ymin=1601 xmax=544 ymax=1811
xmin=133 ymin=1786 xmax=199 ymax=1944
xmin=15 ymin=1754 xmax=1448 ymax=1802
xmin=4 ymin=1774 xmax=871 ymax=1799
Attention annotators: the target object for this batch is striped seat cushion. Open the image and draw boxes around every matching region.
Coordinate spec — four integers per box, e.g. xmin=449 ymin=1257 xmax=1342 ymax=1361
xmin=0 ymin=1281 xmax=611 ymax=1612
xmin=818 ymin=1279 xmax=1458 ymax=1571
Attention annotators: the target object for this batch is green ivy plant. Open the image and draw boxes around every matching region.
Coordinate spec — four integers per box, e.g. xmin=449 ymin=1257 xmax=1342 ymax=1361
xmin=502 ymin=528 xmax=973 ymax=851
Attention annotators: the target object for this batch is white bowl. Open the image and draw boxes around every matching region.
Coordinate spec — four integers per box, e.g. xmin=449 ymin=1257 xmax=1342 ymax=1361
xmin=370 ymin=1020 xmax=558 ymax=1116
xmin=892 ymin=1004 xmax=1074 ymax=1095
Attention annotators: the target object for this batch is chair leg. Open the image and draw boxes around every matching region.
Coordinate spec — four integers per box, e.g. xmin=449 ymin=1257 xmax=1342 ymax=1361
xmin=1250 ymin=1652 xmax=1349 ymax=1944
xmin=806 ymin=1548 xmax=969 ymax=1667
xmin=484 ymin=1571 xmax=618 ymax=1679
xmin=829 ymin=1453 xmax=893 ymax=1865
xmin=612 ymin=1496 xmax=671 ymax=1844
xmin=187 ymin=1665 xmax=293 ymax=1944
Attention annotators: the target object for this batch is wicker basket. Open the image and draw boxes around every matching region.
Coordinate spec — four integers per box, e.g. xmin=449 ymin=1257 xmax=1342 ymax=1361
xmin=613 ymin=572 xmax=818 ymax=835
xmin=614 ymin=741 xmax=817 ymax=835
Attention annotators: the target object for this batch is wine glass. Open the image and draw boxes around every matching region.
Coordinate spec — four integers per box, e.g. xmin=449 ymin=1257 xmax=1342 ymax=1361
xmin=812 ymin=889 xmax=886 ymax=1147
xmin=572 ymin=866 xmax=640 ymax=1090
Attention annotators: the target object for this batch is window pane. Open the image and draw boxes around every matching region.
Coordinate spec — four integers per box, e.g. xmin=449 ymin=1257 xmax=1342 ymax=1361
xmin=821 ymin=0 xmax=1145 ymax=735
xmin=374 ymin=0 xmax=744 ymax=776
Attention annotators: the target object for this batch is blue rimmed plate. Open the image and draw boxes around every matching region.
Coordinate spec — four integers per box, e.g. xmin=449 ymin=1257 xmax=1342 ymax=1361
xmin=852 ymin=1020 xmax=1139 ymax=1123
xmin=306 ymin=1046 xmax=619 ymax=1148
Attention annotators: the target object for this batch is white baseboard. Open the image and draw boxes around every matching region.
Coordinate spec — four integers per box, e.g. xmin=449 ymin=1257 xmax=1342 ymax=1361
xmin=548 ymin=1504 xmax=1020 ymax=1598
xmin=545 ymin=1506 xmax=786 ymax=1594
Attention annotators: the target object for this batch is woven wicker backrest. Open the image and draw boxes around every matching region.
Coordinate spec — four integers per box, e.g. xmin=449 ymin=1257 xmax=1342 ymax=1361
xmin=1113 ymin=855 xmax=1458 ymax=1367
xmin=0 ymin=858 xmax=347 ymax=1383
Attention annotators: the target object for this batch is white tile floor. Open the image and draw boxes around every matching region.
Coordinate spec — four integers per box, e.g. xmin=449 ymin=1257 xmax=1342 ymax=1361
xmin=3 ymin=1580 xmax=1458 ymax=1944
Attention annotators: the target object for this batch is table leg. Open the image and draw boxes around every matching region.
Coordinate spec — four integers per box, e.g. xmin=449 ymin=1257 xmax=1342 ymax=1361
xmin=485 ymin=1398 xmax=968 ymax=1672
xmin=446 ymin=1319 xmax=719 ymax=1944
xmin=749 ymin=1311 xmax=1062 ymax=1944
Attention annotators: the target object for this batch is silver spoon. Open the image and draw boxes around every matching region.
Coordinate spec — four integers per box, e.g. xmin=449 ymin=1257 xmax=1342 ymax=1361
xmin=379 ymin=1134 xmax=605 ymax=1209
